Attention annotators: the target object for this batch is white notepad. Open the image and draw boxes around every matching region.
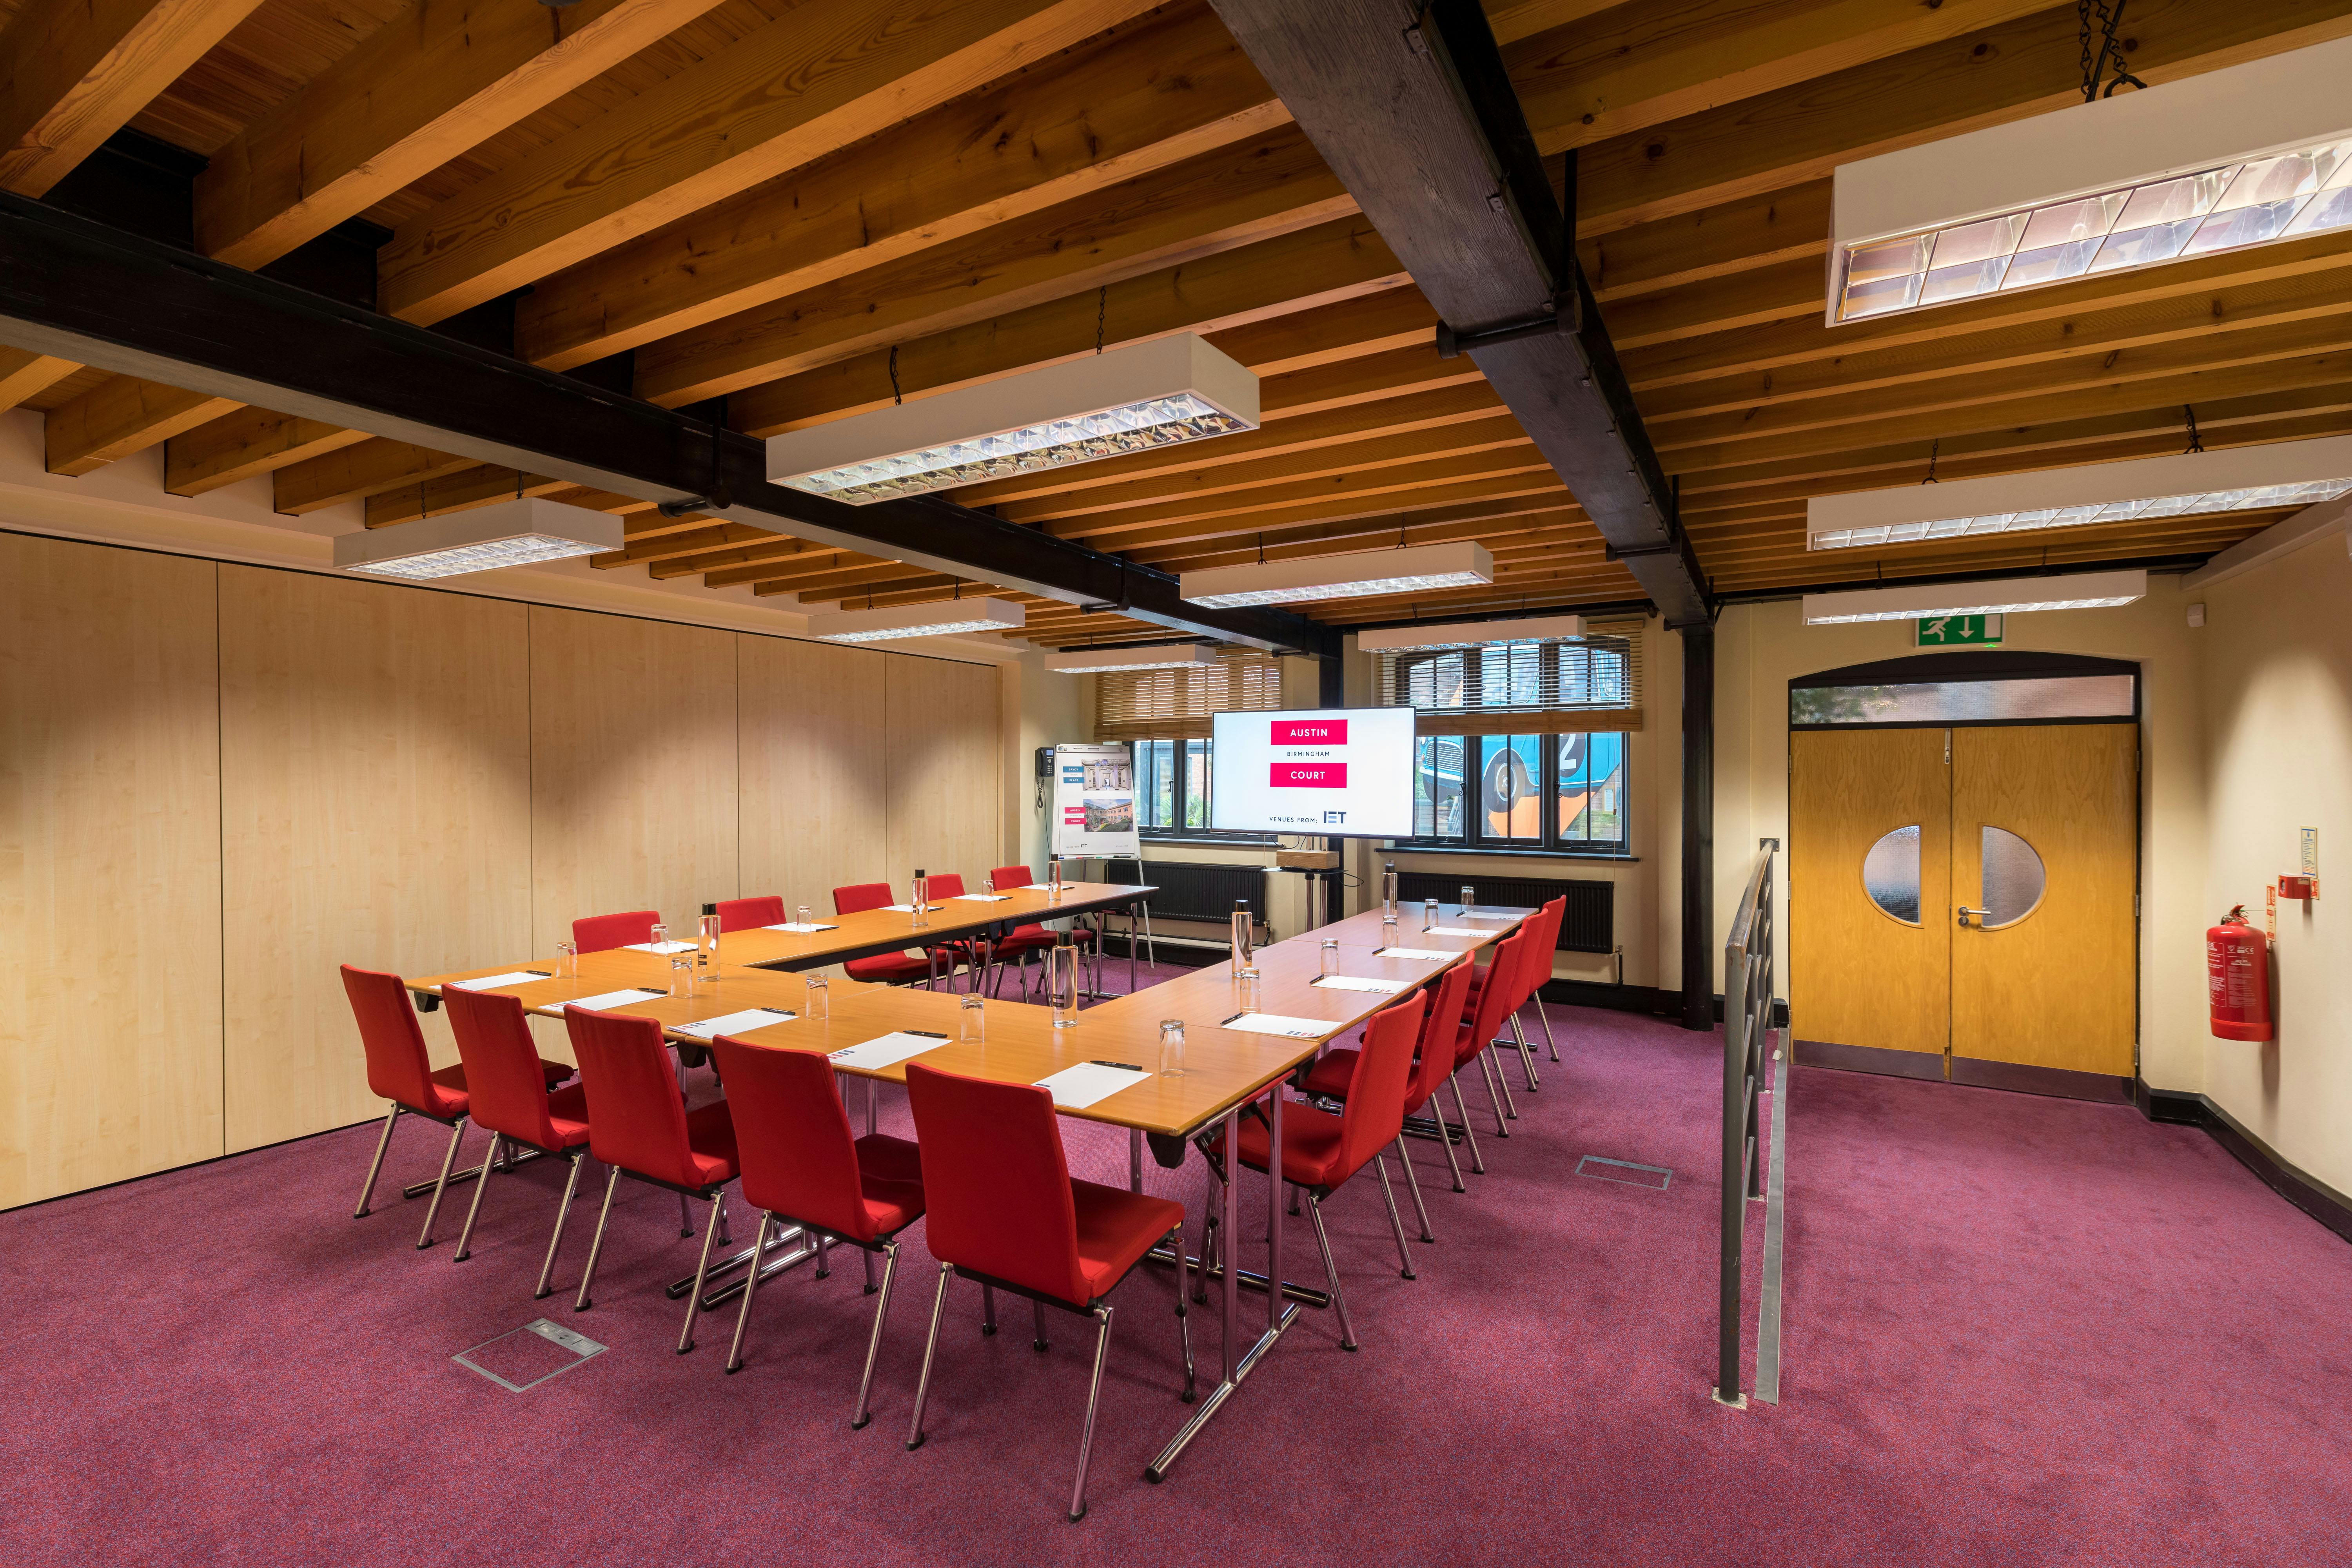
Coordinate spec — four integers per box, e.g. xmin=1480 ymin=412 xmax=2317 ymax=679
xmin=671 ymin=1006 xmax=797 ymax=1039
xmin=881 ymin=904 xmax=946 ymax=914
xmin=953 ymin=894 xmax=1012 ymax=902
xmin=1216 ymin=1012 xmax=1332 ymax=1039
xmin=1034 ymin=1060 xmax=1151 ymax=1110
xmin=548 ymin=986 xmax=668 ymax=1013
xmin=829 ymin=1031 xmax=951 ymax=1071
xmin=1423 ymin=926 xmax=1492 ymax=938
xmin=624 ymin=940 xmax=695 ymax=954
xmin=765 ymin=921 xmax=837 ymax=933
xmin=1375 ymin=946 xmax=1454 ymax=961
xmin=449 ymin=970 xmax=552 ymax=992
xmin=1022 ymin=884 xmax=1060 ymax=892
xmin=1457 ymin=912 xmax=1516 ymax=922
xmin=1310 ymin=975 xmax=1411 ymax=994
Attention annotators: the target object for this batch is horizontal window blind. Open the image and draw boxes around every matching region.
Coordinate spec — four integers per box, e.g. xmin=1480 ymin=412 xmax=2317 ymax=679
xmin=1096 ymin=650 xmax=1283 ymax=740
xmin=1375 ymin=618 xmax=1645 ymax=734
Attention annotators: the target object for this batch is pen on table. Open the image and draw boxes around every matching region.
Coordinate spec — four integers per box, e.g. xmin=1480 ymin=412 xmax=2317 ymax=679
xmin=1220 ymin=1011 xmax=1247 ymax=1026
xmin=906 ymin=1030 xmax=947 ymax=1039
xmin=1090 ymin=1060 xmax=1143 ymax=1071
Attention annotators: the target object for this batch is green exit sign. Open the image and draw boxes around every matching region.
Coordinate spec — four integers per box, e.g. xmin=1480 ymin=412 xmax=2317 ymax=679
xmin=1916 ymin=614 xmax=2004 ymax=646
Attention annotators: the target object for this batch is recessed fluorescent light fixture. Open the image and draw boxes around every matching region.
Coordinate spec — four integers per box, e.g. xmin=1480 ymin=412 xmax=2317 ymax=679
xmin=1809 ymin=434 xmax=2352 ymax=549
xmin=768 ymin=334 xmax=1258 ymax=505
xmin=1043 ymin=644 xmax=1218 ymax=673
xmin=1180 ymin=542 xmax=1493 ymax=608
xmin=1829 ymin=36 xmax=2352 ymax=324
xmin=1801 ymin=569 xmax=2147 ymax=624
xmin=332 ymin=497 xmax=622 ymax=579
xmin=1357 ymin=613 xmax=1584 ymax=652
xmin=804 ymin=596 xmax=1026 ymax=643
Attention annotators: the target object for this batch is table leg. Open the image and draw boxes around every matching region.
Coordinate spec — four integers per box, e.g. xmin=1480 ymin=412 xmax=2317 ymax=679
xmin=1130 ymin=1127 xmax=1143 ymax=1194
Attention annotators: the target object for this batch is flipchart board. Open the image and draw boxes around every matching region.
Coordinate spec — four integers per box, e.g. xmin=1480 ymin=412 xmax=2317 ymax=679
xmin=1054 ymin=743 xmax=1140 ymax=858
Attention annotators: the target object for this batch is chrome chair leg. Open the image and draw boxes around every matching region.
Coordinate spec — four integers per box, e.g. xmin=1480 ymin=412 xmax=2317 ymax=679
xmin=574 ymin=1166 xmax=622 ymax=1311
xmin=1478 ymin=1054 xmax=1512 ymax=1137
xmin=677 ymin=1191 xmax=695 ymax=1238
xmin=1535 ymin=994 xmax=1561 ymax=1062
xmin=1489 ymin=1045 xmax=1521 ymax=1120
xmin=981 ymin=1282 xmax=998 ymax=1335
xmin=1374 ymin=1156 xmax=1416 ymax=1280
xmin=716 ymin=1192 xmax=733 ymax=1247
xmin=1033 ymin=1299 xmax=1051 ymax=1352
xmin=1170 ymin=1222 xmax=1195 ymax=1404
xmin=1511 ymin=1015 xmax=1540 ymax=1091
xmin=452 ymin=1131 xmax=504 ymax=1262
xmin=862 ymin=1241 xmax=876 ymax=1292
xmin=354 ymin=1106 xmax=400 ymax=1218
xmin=815 ymin=1233 xmax=831 ymax=1278
xmin=676 ymin=1193 xmax=727 ymax=1354
xmin=533 ymin=1153 xmax=585 ymax=1300
xmin=723 ymin=1211 xmax=777 ymax=1374
xmin=1067 ymin=1304 xmax=1115 ymax=1524
xmin=1426 ymin=1099 xmax=1468 ymax=1193
xmin=851 ymin=1239 xmax=902 ymax=1430
xmin=1449 ymin=1073 xmax=1487 ymax=1175
xmin=1305 ymin=1196 xmax=1358 ymax=1351
xmin=906 ymin=1262 xmax=953 ymax=1450
xmin=1394 ymin=1135 xmax=1435 ymax=1242
xmin=415 ymin=1120 xmax=468 ymax=1249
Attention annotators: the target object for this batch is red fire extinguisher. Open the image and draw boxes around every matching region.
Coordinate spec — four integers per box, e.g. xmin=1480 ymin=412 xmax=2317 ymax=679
xmin=2207 ymin=905 xmax=2274 ymax=1042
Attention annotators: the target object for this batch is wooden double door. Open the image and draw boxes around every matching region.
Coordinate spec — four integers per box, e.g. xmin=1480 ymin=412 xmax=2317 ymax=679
xmin=1789 ymin=723 xmax=2138 ymax=1080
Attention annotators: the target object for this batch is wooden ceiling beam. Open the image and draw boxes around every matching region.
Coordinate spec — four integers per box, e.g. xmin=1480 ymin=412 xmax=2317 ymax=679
xmin=728 ymin=216 xmax=1409 ymax=435
xmin=196 ymin=0 xmax=725 ymax=270
xmin=374 ymin=0 xmax=1159 ymax=326
xmin=1045 ymin=446 xmax=1557 ymax=540
xmin=701 ymin=547 xmax=894 ymax=591
xmin=589 ymin=521 xmax=800 ymax=571
xmin=0 ymin=0 xmax=266 ymax=198
xmin=363 ymin=467 xmax=572 ymax=529
xmin=0 ymin=347 xmax=79 ymax=412
xmin=164 ymin=410 xmax=369 ymax=497
xmin=1118 ymin=500 xmax=1583 ymax=567
xmin=43 ymin=376 xmax=236 ymax=477
xmin=1580 ymin=179 xmax=1831 ymax=302
xmin=272 ymin=439 xmax=477 ymax=515
xmin=517 ymin=2 xmax=1284 ymax=371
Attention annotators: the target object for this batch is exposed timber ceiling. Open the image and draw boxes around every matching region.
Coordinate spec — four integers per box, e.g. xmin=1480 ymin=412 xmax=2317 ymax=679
xmin=3 ymin=0 xmax=2348 ymax=647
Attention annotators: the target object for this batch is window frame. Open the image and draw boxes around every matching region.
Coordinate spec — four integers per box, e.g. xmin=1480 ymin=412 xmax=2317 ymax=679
xmin=1131 ymin=735 xmax=1276 ymax=844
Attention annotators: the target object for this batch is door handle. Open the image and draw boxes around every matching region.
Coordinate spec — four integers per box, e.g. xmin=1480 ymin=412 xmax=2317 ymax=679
xmin=1956 ymin=906 xmax=1990 ymax=928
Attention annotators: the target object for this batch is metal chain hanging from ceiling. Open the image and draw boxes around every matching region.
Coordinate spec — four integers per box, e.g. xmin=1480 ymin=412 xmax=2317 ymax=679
xmin=2077 ymin=0 xmax=2149 ymax=101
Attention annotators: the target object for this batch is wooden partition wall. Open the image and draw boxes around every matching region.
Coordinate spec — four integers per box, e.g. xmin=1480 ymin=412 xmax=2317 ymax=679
xmin=0 ymin=532 xmax=1006 ymax=1208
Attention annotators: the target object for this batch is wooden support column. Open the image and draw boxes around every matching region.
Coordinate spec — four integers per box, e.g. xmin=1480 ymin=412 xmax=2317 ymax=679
xmin=1679 ymin=619 xmax=1716 ymax=1032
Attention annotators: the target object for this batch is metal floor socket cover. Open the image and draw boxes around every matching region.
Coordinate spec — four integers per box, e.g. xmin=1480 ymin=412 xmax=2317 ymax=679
xmin=454 ymin=1318 xmax=607 ymax=1393
xmin=1575 ymin=1155 xmax=1673 ymax=1191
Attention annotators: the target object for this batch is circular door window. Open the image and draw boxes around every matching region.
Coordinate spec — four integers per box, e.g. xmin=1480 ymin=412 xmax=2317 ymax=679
xmin=1979 ymin=826 xmax=2047 ymax=928
xmin=1862 ymin=824 xmax=1922 ymax=924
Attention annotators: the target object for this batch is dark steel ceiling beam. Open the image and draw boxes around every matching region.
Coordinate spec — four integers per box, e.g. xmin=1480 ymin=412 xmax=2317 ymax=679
xmin=1208 ymin=0 xmax=1713 ymax=626
xmin=0 ymin=192 xmax=1336 ymax=656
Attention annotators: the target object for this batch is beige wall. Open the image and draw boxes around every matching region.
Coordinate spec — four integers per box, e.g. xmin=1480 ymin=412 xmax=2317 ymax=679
xmin=2198 ymin=531 xmax=2352 ymax=1195
xmin=0 ymin=534 xmax=1009 ymax=1209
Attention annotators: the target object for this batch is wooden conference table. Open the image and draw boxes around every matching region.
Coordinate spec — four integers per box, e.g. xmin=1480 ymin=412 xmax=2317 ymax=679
xmin=410 ymin=885 xmax=1534 ymax=1482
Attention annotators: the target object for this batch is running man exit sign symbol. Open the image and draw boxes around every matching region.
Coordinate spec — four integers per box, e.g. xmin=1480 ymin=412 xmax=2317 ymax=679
xmin=1915 ymin=614 xmax=2003 ymax=646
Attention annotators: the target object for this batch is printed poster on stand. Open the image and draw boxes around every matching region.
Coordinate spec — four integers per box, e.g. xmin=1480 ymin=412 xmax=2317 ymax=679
xmin=1054 ymin=743 xmax=1139 ymax=859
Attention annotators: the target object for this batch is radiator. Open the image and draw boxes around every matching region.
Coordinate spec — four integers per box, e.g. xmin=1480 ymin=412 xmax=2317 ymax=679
xmin=1396 ymin=872 xmax=1613 ymax=953
xmin=1107 ymin=859 xmax=1266 ymax=924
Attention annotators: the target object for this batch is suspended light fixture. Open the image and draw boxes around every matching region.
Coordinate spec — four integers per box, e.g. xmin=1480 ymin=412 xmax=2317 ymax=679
xmin=1180 ymin=542 xmax=1493 ymax=608
xmin=332 ymin=497 xmax=622 ymax=579
xmin=1808 ymin=434 xmax=2352 ymax=550
xmin=767 ymin=334 xmax=1258 ymax=505
xmin=1828 ymin=36 xmax=2352 ymax=324
xmin=1356 ymin=613 xmax=1584 ymax=652
xmin=804 ymin=596 xmax=1026 ymax=643
xmin=1801 ymin=569 xmax=2147 ymax=625
xmin=1042 ymin=643 xmax=1217 ymax=673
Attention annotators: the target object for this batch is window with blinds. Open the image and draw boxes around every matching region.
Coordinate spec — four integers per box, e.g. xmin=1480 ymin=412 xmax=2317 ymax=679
xmin=1095 ymin=650 xmax=1283 ymax=740
xmin=1374 ymin=620 xmax=1645 ymax=735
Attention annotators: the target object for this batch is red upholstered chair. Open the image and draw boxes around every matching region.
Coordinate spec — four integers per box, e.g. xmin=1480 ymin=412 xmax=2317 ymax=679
xmin=1451 ymin=927 xmax=1534 ymax=1153
xmin=986 ymin=864 xmax=1096 ymax=1001
xmin=442 ymin=987 xmax=597 ymax=1298
xmin=708 ymin=1038 xmax=926 ymax=1425
xmin=573 ymin=909 xmax=659 ymax=954
xmin=1299 ymin=956 xmax=1477 ymax=1225
xmin=919 ymin=873 xmax=985 ymax=990
xmin=714 ymin=895 xmax=786 ymax=933
xmin=1218 ymin=991 xmax=1429 ymax=1350
xmin=833 ymin=882 xmax=941 ymax=988
xmin=564 ymin=1004 xmax=742 ymax=1354
xmin=342 ymin=964 xmax=572 ymax=1249
xmin=902 ymin=1062 xmax=1192 ymax=1524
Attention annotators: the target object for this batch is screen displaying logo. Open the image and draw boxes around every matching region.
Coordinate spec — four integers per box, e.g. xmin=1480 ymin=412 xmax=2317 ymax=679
xmin=1271 ymin=719 xmax=1347 ymax=745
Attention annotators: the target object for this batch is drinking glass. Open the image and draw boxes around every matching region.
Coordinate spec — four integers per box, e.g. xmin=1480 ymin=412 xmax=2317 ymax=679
xmin=650 ymin=921 xmax=669 ymax=951
xmin=1423 ymin=897 xmax=1440 ymax=932
xmin=959 ymin=994 xmax=986 ymax=1044
xmin=1459 ymin=885 xmax=1476 ymax=915
xmin=1380 ymin=914 xmax=1399 ymax=948
xmin=802 ymin=974 xmax=829 ymax=1021
xmin=670 ymin=954 xmax=696 ymax=998
xmin=1159 ymin=1019 xmax=1188 ymax=1078
xmin=1236 ymin=966 xmax=1262 ymax=1013
xmin=555 ymin=939 xmax=577 ymax=980
xmin=795 ymin=905 xmax=812 ymax=929
xmin=1320 ymin=939 xmax=1340 ymax=977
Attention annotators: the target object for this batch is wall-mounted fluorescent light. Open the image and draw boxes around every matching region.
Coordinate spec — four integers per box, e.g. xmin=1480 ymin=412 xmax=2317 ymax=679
xmin=1808 ymin=434 xmax=2352 ymax=549
xmin=332 ymin=497 xmax=622 ymax=579
xmin=1043 ymin=644 xmax=1218 ymax=674
xmin=1801 ymin=569 xmax=2147 ymax=625
xmin=1356 ymin=613 xmax=1584 ymax=652
xmin=1180 ymin=542 xmax=1493 ymax=608
xmin=804 ymin=597 xmax=1026 ymax=643
xmin=768 ymin=334 xmax=1258 ymax=505
xmin=1829 ymin=36 xmax=2352 ymax=324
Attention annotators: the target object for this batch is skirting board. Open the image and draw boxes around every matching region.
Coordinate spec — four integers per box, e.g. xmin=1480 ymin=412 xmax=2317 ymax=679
xmin=1795 ymin=1039 xmax=2134 ymax=1103
xmin=2138 ymin=1084 xmax=2352 ymax=1249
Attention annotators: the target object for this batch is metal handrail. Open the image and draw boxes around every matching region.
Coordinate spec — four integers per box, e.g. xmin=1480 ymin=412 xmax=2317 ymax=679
xmin=1716 ymin=838 xmax=1779 ymax=1407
